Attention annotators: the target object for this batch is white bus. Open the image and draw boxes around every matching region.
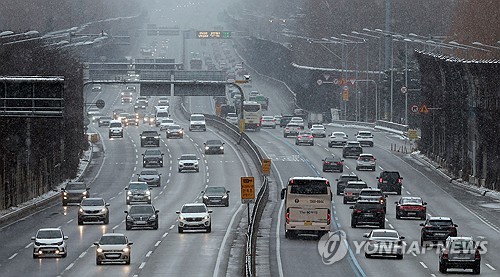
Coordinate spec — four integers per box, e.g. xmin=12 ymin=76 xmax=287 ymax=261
xmin=242 ymin=101 xmax=262 ymax=130
xmin=280 ymin=176 xmax=332 ymax=238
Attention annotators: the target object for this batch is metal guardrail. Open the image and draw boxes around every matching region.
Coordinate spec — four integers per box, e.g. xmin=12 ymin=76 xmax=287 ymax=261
xmin=330 ymin=119 xmax=376 ymax=128
xmin=178 ymin=99 xmax=269 ymax=277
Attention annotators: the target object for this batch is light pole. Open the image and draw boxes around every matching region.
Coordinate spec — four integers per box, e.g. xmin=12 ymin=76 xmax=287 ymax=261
xmin=355 ymin=79 xmax=378 ymax=121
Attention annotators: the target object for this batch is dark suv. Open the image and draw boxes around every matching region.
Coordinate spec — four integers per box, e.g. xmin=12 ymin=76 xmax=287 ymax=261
xmin=342 ymin=141 xmax=363 ymax=158
xmin=420 ymin=217 xmax=458 ymax=246
xmin=279 ymin=115 xmax=294 ymax=127
xmin=377 ymin=171 xmax=403 ymax=195
xmin=350 ymin=200 xmax=385 ymax=228
xmin=125 ymin=204 xmax=159 ymax=230
xmin=335 ymin=174 xmax=361 ymax=195
xmin=142 ymin=149 xmax=164 ymax=168
xmin=61 ymin=182 xmax=89 ymax=206
xmin=140 ymin=130 xmax=160 ymax=147
xmin=322 ymin=156 xmax=344 ymax=172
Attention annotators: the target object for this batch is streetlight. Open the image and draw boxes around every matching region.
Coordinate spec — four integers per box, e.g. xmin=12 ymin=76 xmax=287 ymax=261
xmin=353 ymin=31 xmax=383 ymax=82
xmin=355 ymin=79 xmax=378 ymax=121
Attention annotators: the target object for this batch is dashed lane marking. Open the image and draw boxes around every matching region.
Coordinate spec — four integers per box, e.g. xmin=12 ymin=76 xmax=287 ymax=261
xmin=169 ymin=225 xmax=174 ymax=231
xmin=146 ymin=251 xmax=152 ymax=257
xmin=388 ymin=224 xmax=394 ymax=229
xmin=486 ymin=264 xmax=496 ymax=271
xmin=65 ymin=263 xmax=74 ymax=271
xmin=139 ymin=262 xmax=146 ymax=269
xmin=25 ymin=242 xmax=33 ymax=248
xmin=79 ymin=251 xmax=86 ymax=258
xmin=8 ymin=253 xmax=18 ymax=259
xmin=419 ymin=262 xmax=428 ymax=269
xmin=155 ymin=241 xmax=161 ymax=247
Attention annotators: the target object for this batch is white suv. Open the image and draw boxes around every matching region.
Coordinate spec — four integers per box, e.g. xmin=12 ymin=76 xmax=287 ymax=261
xmin=176 ymin=203 xmax=212 ymax=233
xmin=356 ymin=153 xmax=377 ymax=171
xmin=189 ymin=114 xmax=207 ymax=131
xmin=178 ymin=154 xmax=200 ymax=172
xmin=108 ymin=120 xmax=123 ymax=138
xmin=356 ymin=131 xmax=374 ymax=147
xmin=32 ymin=228 xmax=68 ymax=258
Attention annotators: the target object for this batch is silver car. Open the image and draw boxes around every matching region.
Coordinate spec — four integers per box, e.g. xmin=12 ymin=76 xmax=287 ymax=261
xmin=260 ymin=115 xmax=277 ymax=128
xmin=295 ymin=131 xmax=314 ymax=146
xmin=356 ymin=153 xmax=377 ymax=171
xmin=363 ymin=229 xmax=405 ymax=259
xmin=125 ymin=182 xmax=152 ymax=204
xmin=310 ymin=124 xmax=326 ymax=137
xmin=94 ymin=233 xmax=133 ymax=265
xmin=137 ymin=170 xmax=161 ymax=187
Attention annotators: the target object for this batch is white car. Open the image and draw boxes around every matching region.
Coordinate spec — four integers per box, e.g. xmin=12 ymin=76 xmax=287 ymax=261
xmin=356 ymin=131 xmax=374 ymax=147
xmin=178 ymin=154 xmax=200 ymax=172
xmin=226 ymin=112 xmax=238 ymax=125
xmin=289 ymin=117 xmax=305 ymax=127
xmin=176 ymin=203 xmax=212 ymax=233
xmin=189 ymin=114 xmax=206 ymax=131
xmin=363 ymin=229 xmax=405 ymax=259
xmin=260 ymin=115 xmax=276 ymax=128
xmin=328 ymin=132 xmax=348 ymax=147
xmin=94 ymin=233 xmax=133 ymax=265
xmin=32 ymin=228 xmax=68 ymax=258
xmin=108 ymin=120 xmax=123 ymax=138
xmin=356 ymin=153 xmax=377 ymax=171
xmin=310 ymin=124 xmax=326 ymax=137
xmin=159 ymin=118 xmax=175 ymax=131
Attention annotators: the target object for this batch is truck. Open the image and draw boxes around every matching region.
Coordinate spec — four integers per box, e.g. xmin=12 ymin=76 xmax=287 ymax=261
xmin=253 ymin=95 xmax=269 ymax=110
xmin=307 ymin=112 xmax=324 ymax=128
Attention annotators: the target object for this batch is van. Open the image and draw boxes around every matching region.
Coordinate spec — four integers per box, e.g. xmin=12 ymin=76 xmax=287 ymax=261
xmin=189 ymin=114 xmax=206 ymax=131
xmin=155 ymin=109 xmax=170 ymax=127
xmin=108 ymin=120 xmax=123 ymax=138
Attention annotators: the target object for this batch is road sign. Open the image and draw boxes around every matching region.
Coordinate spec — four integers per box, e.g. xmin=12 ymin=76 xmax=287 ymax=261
xmin=241 ymin=177 xmax=255 ymax=204
xmin=343 ymin=85 xmax=349 ymax=91
xmin=239 ymin=119 xmax=245 ymax=133
xmin=95 ymin=99 xmax=105 ymax=109
xmin=197 ymin=31 xmax=232 ymax=39
xmin=342 ymin=89 xmax=349 ymax=101
xmin=408 ymin=129 xmax=418 ymax=140
xmin=316 ymin=79 xmax=323 ymax=86
xmin=215 ymin=104 xmax=221 ymax=117
xmin=411 ymin=105 xmax=419 ymax=113
xmin=401 ymin=86 xmax=408 ymax=94
xmin=262 ymin=159 xmax=271 ymax=176
xmin=419 ymin=104 xmax=429 ymax=113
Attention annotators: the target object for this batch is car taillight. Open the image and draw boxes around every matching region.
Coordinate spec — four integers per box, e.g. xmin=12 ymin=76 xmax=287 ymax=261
xmin=327 ymin=211 xmax=331 ymax=224
xmin=308 ymin=136 xmax=313 ymax=139
xmin=355 ymin=209 xmax=362 ymax=213
xmin=285 ymin=127 xmax=290 ymax=130
xmin=379 ymin=198 xmax=385 ymax=204
xmin=398 ymin=178 xmax=402 ymax=183
xmin=297 ymin=136 xmax=302 ymax=138
xmin=324 ymin=162 xmax=331 ymax=165
xmin=378 ymin=178 xmax=383 ymax=183
xmin=286 ymin=212 xmax=290 ymax=224
xmin=336 ymin=162 xmax=344 ymax=165
xmin=442 ymin=250 xmax=448 ymax=259
xmin=376 ymin=209 xmax=384 ymax=213
xmin=475 ymin=249 xmax=481 ymax=260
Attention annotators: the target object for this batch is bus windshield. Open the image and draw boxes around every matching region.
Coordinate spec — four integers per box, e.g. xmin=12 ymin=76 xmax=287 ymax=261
xmin=243 ymin=105 xmax=260 ymax=112
xmin=289 ymin=179 xmax=329 ymax=195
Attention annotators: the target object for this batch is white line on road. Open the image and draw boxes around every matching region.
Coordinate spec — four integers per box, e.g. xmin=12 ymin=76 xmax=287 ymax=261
xmin=154 ymin=196 xmax=159 ymax=200
xmin=406 ymin=191 xmax=411 ymax=195
xmin=388 ymin=223 xmax=394 ymax=229
xmin=159 ymin=191 xmax=163 ymax=195
xmin=411 ymin=252 xmax=417 ymax=256
xmin=419 ymin=262 xmax=428 ymax=269
xmin=169 ymin=166 xmax=172 ymax=171
xmin=67 ymin=219 xmax=73 ymax=224
xmin=207 ymin=172 xmax=210 ymax=177
xmin=112 ymin=225 xmax=119 ymax=230
xmin=335 ymin=217 xmax=339 ymax=221
xmin=169 ymin=225 xmax=174 ymax=230
xmin=385 ymin=218 xmax=389 ymax=222
xmin=25 ymin=242 xmax=33 ymax=248
xmin=207 ymin=178 xmax=209 ymax=183
xmin=155 ymin=241 xmax=161 ymax=247
xmin=486 ymin=263 xmax=496 ymax=270
xmin=79 ymin=251 xmax=86 ymax=258
xmin=431 ymin=274 xmax=436 ymax=277
xmin=146 ymin=250 xmax=152 ymax=257
xmin=110 ymin=196 xmax=115 ymax=200
xmin=139 ymin=262 xmax=146 ymax=269
xmin=163 ymin=232 xmax=169 ymax=238
xmin=65 ymin=263 xmax=74 ymax=271
xmin=8 ymin=253 xmax=18 ymax=259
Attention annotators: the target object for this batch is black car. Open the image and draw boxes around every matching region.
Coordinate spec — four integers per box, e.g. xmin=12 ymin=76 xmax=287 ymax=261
xmin=335 ymin=174 xmax=361 ymax=195
xmin=377 ymin=171 xmax=403 ymax=195
xmin=342 ymin=141 xmax=363 ymax=158
xmin=142 ymin=149 xmax=164 ymax=167
xmin=125 ymin=204 xmax=159 ymax=230
xmin=137 ymin=169 xmax=161 ymax=187
xmin=279 ymin=115 xmax=294 ymax=127
xmin=166 ymin=124 xmax=184 ymax=139
xmin=350 ymin=200 xmax=385 ymax=228
xmin=420 ymin=217 xmax=458 ymax=246
xmin=204 ymin=139 xmax=225 ymax=154
xmin=140 ymin=130 xmax=160 ymax=147
xmin=322 ymin=156 xmax=344 ymax=172
xmin=61 ymin=182 xmax=89 ymax=206
xmin=201 ymin=187 xmax=230 ymax=207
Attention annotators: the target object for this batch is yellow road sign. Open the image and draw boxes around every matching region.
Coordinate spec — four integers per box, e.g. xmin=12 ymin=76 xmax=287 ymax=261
xmin=419 ymin=104 xmax=429 ymax=113
xmin=241 ymin=177 xmax=255 ymax=204
xmin=262 ymin=159 xmax=271 ymax=176
xmin=239 ymin=119 xmax=245 ymax=133
xmin=215 ymin=104 xmax=221 ymax=117
xmin=408 ymin=129 xmax=418 ymax=140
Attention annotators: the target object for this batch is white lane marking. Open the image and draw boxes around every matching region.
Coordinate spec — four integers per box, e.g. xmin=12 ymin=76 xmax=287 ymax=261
xmin=486 ymin=264 xmax=496 ymax=270
xmin=8 ymin=253 xmax=18 ymax=259
xmin=25 ymin=242 xmax=33 ymax=248
xmin=169 ymin=166 xmax=172 ymax=171
xmin=385 ymin=218 xmax=388 ymax=222
xmin=207 ymin=172 xmax=210 ymax=177
xmin=67 ymin=219 xmax=74 ymax=224
xmin=411 ymin=252 xmax=417 ymax=256
xmin=58 ymin=225 xmax=62 ymax=229
xmin=167 ymin=179 xmax=170 ymax=183
xmin=146 ymin=250 xmax=152 ymax=257
xmin=406 ymin=191 xmax=411 ymax=195
xmin=207 ymin=178 xmax=209 ymax=183
xmin=65 ymin=263 xmax=74 ymax=271
xmin=139 ymin=262 xmax=146 ymax=269
xmin=79 ymin=251 xmax=86 ymax=258
xmin=388 ymin=224 xmax=394 ymax=229
xmin=110 ymin=196 xmax=115 ymax=200
xmin=154 ymin=196 xmax=159 ymax=200
xmin=335 ymin=217 xmax=339 ymax=221
xmin=419 ymin=262 xmax=428 ymax=269
xmin=118 ymin=191 xmax=123 ymax=195
xmin=112 ymin=225 xmax=119 ymax=230
xmin=205 ymin=165 xmax=209 ymax=170
xmin=163 ymin=231 xmax=169 ymax=237
xmin=169 ymin=225 xmax=174 ymax=230
xmin=431 ymin=274 xmax=436 ymax=277
xmin=159 ymin=191 xmax=163 ymax=195
xmin=155 ymin=241 xmax=161 ymax=247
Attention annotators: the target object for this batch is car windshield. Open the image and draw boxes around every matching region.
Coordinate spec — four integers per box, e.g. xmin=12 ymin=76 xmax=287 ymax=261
xmin=140 ymin=170 xmax=158 ymax=175
xmin=191 ymin=115 xmax=205 ymax=121
xmin=205 ymin=187 xmax=225 ymax=194
xmin=161 ymin=119 xmax=173 ymax=123
xmin=381 ymin=172 xmax=400 ymax=179
xmin=361 ymin=191 xmax=381 ymax=196
xmin=346 ymin=183 xmax=368 ymax=189
xmin=145 ymin=150 xmax=161 ymax=155
xmin=450 ymin=240 xmax=474 ymax=251
xmin=129 ymin=205 xmax=154 ymax=214
xmin=371 ymin=231 xmax=399 ymax=238
xmin=429 ymin=220 xmax=453 ymax=226
xmin=37 ymin=230 xmax=62 ymax=239
xmin=401 ymin=198 xmax=422 ymax=204
xmin=333 ymin=133 xmax=346 ymax=137
xmin=181 ymin=155 xmax=197 ymax=160
xmin=128 ymin=183 xmax=148 ymax=190
xmin=359 ymin=156 xmax=373 ymax=161
xmin=100 ymin=117 xmax=112 ymax=121
xmin=100 ymin=235 xmax=127 ymax=245
xmin=299 ymin=132 xmax=312 ymax=136
xmin=206 ymin=140 xmax=222 ymax=145
xmin=66 ymin=183 xmax=85 ymax=190
xmin=181 ymin=205 xmax=206 ymax=213
xmin=312 ymin=125 xmax=324 ymax=129
xmin=110 ymin=122 xmax=121 ymax=128
xmin=81 ymin=199 xmax=104 ymax=206
xmin=157 ymin=112 xmax=169 ymax=117
xmin=168 ymin=125 xmax=181 ymax=130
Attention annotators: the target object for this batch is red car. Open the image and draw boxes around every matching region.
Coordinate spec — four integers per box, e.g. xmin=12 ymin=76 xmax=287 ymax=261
xmin=395 ymin=196 xmax=427 ymax=220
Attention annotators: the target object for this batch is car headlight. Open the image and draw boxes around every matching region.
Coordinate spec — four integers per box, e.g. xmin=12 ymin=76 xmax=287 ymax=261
xmin=222 ymin=195 xmax=228 ymax=199
xmin=101 ymin=208 xmax=107 ymax=212
xmin=146 ymin=190 xmax=151 ymax=195
xmin=122 ymin=247 xmax=129 ymax=253
xmin=150 ymin=214 xmax=156 ymax=220
xmin=178 ymin=216 xmax=184 ymax=220
xmin=155 ymin=136 xmax=160 ymax=139
xmin=205 ymin=146 xmax=209 ymax=150
xmin=219 ymin=146 xmax=224 ymax=150
xmin=126 ymin=215 xmax=133 ymax=220
xmin=203 ymin=215 xmax=209 ymax=220
xmin=82 ymin=191 xmax=88 ymax=195
xmin=127 ymin=191 xmax=132 ymax=195
xmin=203 ymin=195 xmax=209 ymax=199
xmin=96 ymin=248 xmax=103 ymax=253
xmin=79 ymin=208 xmax=84 ymax=213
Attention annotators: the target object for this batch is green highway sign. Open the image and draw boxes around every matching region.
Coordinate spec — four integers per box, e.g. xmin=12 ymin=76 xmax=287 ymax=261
xmin=197 ymin=31 xmax=231 ymax=39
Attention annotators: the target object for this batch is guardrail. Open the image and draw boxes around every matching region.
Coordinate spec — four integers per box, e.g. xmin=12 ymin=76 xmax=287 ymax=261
xmin=178 ymin=98 xmax=269 ymax=277
xmin=330 ymin=119 xmax=375 ymax=128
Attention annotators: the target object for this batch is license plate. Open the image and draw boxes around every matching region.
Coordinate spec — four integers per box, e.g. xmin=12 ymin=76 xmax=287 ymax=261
xmin=364 ymin=214 xmax=374 ymax=217
xmin=136 ymin=221 xmax=146 ymax=224
xmin=212 ymin=200 xmax=221 ymax=202
xmin=435 ymin=233 xmax=446 ymax=236
xmin=304 ymin=221 xmax=312 ymax=226
xmin=407 ymin=212 xmax=416 ymax=215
